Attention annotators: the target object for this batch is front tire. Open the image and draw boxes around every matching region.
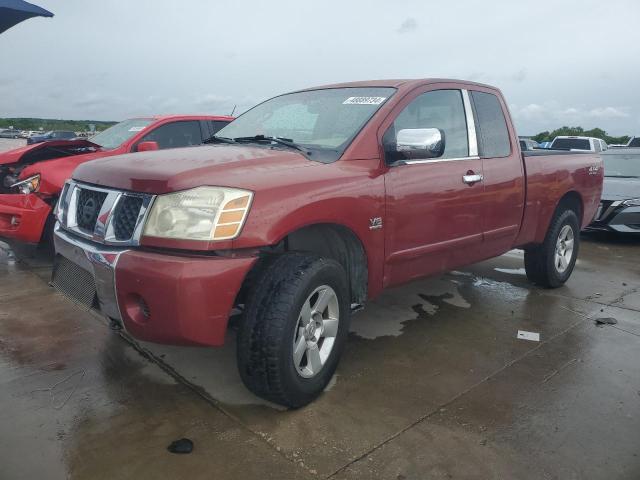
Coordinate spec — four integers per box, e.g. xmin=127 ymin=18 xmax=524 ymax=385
xmin=237 ymin=253 xmax=350 ymax=408
xmin=524 ymin=209 xmax=580 ymax=288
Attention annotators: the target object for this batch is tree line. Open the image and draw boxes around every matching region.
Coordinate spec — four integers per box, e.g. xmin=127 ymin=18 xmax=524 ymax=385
xmin=532 ymin=126 xmax=630 ymax=145
xmin=0 ymin=118 xmax=116 ymax=133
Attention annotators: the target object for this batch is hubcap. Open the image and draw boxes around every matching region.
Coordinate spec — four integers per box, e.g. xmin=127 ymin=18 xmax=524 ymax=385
xmin=292 ymin=285 xmax=340 ymax=378
xmin=554 ymin=224 xmax=575 ymax=274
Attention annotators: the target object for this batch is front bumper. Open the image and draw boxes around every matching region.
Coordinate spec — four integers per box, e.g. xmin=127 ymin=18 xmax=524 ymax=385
xmin=587 ymin=204 xmax=640 ymax=234
xmin=52 ymin=225 xmax=257 ymax=346
xmin=0 ymin=193 xmax=51 ymax=243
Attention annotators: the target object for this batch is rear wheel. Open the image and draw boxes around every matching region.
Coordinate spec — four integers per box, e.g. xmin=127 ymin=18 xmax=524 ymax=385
xmin=524 ymin=209 xmax=580 ymax=288
xmin=237 ymin=253 xmax=350 ymax=408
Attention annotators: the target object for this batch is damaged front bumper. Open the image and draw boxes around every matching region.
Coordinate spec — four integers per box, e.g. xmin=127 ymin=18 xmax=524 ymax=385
xmin=0 ymin=193 xmax=51 ymax=243
xmin=52 ymin=224 xmax=257 ymax=347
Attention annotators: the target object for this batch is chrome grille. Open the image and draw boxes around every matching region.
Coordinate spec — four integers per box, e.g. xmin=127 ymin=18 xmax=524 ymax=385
xmin=113 ymin=196 xmax=144 ymax=240
xmin=76 ymin=188 xmax=107 ymax=231
xmin=56 ymin=180 xmax=154 ymax=246
xmin=51 ymin=255 xmax=98 ymax=309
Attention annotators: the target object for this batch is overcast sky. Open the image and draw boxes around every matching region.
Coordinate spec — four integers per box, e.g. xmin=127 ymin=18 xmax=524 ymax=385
xmin=1 ymin=0 xmax=639 ymax=135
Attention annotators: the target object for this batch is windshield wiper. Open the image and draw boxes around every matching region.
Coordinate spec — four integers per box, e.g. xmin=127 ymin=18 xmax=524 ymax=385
xmin=202 ymin=135 xmax=236 ymax=144
xmin=233 ymin=135 xmax=309 ymax=154
xmin=604 ymin=175 xmax=639 ymax=178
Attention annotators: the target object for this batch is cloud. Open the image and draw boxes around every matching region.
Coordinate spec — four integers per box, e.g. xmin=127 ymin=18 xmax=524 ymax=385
xmin=586 ymin=107 xmax=629 ymax=119
xmin=396 ymin=18 xmax=418 ymax=34
xmin=194 ymin=93 xmax=233 ymax=111
xmin=71 ymin=92 xmax=127 ymax=113
xmin=510 ymin=69 xmax=527 ymax=83
xmin=510 ymin=103 xmax=547 ymax=121
xmin=511 ymin=103 xmax=630 ymax=125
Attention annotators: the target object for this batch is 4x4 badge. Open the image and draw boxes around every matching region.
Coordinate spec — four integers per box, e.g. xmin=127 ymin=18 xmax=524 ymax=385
xmin=369 ymin=217 xmax=383 ymax=230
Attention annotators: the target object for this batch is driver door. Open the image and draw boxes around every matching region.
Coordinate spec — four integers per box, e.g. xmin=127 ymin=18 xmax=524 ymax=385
xmin=383 ymin=88 xmax=485 ymax=287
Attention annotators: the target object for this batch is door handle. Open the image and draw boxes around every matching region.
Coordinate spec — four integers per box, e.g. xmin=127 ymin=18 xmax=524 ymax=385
xmin=462 ymin=173 xmax=483 ymax=185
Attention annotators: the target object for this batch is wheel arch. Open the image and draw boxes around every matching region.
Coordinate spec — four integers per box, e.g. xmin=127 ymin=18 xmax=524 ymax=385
xmin=557 ymin=190 xmax=583 ymax=223
xmin=239 ymin=223 xmax=369 ymax=307
xmin=530 ymin=190 xmax=584 ymax=245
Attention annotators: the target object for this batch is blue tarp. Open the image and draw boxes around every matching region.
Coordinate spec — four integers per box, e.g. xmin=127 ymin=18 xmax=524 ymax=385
xmin=0 ymin=0 xmax=53 ymax=34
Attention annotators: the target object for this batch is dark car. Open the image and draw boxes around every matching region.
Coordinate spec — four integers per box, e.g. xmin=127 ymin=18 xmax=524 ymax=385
xmin=27 ymin=130 xmax=78 ymax=145
xmin=0 ymin=129 xmax=22 ymax=139
xmin=588 ymin=148 xmax=640 ymax=234
xmin=627 ymin=137 xmax=640 ymax=148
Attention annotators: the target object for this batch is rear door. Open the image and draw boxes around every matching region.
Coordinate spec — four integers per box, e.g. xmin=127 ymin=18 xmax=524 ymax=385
xmin=383 ymin=87 xmax=486 ymax=286
xmin=469 ymin=89 xmax=525 ymax=257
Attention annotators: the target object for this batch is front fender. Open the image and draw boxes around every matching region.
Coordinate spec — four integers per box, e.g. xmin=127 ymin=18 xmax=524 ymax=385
xmin=233 ymin=171 xmax=386 ymax=297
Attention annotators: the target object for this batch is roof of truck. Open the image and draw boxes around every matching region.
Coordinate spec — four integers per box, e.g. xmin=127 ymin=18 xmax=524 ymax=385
xmin=298 ymin=78 xmax=498 ymax=91
xmin=553 ymin=136 xmax=599 ymax=140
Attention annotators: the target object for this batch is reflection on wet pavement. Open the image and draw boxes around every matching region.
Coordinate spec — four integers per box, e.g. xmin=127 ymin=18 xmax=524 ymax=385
xmin=1 ymin=234 xmax=639 ymax=479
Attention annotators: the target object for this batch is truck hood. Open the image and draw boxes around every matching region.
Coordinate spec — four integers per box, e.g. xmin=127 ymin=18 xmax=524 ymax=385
xmin=0 ymin=139 xmax=101 ymax=167
xmin=72 ymin=145 xmax=319 ymax=194
xmin=602 ymin=177 xmax=640 ymax=201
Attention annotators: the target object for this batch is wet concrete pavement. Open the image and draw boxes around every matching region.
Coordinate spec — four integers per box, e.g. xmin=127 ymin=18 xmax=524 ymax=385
xmin=1 ymin=234 xmax=639 ymax=479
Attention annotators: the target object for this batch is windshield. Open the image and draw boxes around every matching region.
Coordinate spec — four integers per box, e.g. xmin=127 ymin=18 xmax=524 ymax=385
xmin=216 ymin=87 xmax=396 ymax=162
xmin=90 ymin=118 xmax=154 ymax=149
xmin=604 ymin=153 xmax=640 ymax=177
xmin=551 ymin=138 xmax=591 ymax=150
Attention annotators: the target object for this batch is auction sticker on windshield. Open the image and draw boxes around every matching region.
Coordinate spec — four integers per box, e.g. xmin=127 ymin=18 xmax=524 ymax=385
xmin=128 ymin=126 xmax=147 ymax=132
xmin=343 ymin=96 xmax=387 ymax=105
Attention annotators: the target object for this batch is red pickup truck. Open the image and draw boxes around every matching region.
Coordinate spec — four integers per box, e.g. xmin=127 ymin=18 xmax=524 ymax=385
xmin=51 ymin=79 xmax=603 ymax=407
xmin=0 ymin=115 xmax=233 ymax=245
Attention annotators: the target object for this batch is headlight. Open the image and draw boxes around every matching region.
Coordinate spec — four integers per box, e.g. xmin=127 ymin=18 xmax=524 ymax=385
xmin=621 ymin=198 xmax=640 ymax=207
xmin=143 ymin=186 xmax=253 ymax=241
xmin=11 ymin=174 xmax=40 ymax=194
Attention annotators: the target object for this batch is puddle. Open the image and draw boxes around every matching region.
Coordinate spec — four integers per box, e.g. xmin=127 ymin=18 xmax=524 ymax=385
xmin=351 ymin=267 xmax=532 ymax=341
xmin=494 ymin=267 xmax=526 ymax=275
xmin=350 ymin=277 xmax=471 ymax=340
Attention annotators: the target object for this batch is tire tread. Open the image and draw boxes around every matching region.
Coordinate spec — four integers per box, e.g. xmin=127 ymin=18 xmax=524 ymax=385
xmin=237 ymin=252 xmax=347 ymax=407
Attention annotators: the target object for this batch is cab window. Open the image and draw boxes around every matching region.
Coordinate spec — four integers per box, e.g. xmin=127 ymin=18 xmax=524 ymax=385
xmin=384 ymin=89 xmax=469 ymax=163
xmin=136 ymin=121 xmax=203 ymax=150
xmin=470 ymin=91 xmax=511 ymax=158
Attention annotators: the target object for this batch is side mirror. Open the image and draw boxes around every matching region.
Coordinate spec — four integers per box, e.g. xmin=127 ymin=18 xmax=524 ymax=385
xmin=137 ymin=141 xmax=159 ymax=152
xmin=396 ymin=128 xmax=445 ymax=160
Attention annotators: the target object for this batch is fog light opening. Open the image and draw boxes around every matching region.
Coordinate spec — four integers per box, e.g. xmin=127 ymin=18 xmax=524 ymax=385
xmin=139 ymin=297 xmax=151 ymax=320
xmin=124 ymin=293 xmax=151 ymax=325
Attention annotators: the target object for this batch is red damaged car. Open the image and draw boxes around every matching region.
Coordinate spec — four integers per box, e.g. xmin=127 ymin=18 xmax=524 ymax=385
xmin=0 ymin=115 xmax=233 ymax=245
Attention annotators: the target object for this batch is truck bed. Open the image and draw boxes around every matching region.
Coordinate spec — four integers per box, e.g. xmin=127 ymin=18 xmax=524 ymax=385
xmin=514 ymin=150 xmax=602 ymax=247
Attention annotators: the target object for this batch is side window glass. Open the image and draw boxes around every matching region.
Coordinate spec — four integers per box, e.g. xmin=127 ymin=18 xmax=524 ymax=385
xmin=471 ymin=91 xmax=511 ymax=157
xmin=139 ymin=121 xmax=203 ymax=150
xmin=385 ymin=89 xmax=469 ymax=163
